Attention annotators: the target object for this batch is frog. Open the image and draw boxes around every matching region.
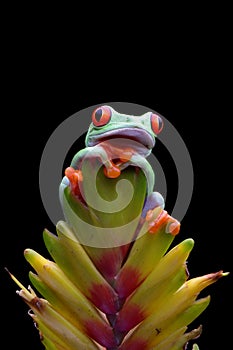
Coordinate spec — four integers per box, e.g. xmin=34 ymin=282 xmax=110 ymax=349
xmin=59 ymin=105 xmax=165 ymax=218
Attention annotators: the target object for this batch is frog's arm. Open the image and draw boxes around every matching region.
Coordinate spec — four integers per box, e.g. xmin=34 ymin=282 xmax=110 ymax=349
xmin=71 ymin=145 xmax=121 ymax=178
xmin=119 ymin=153 xmax=165 ymax=216
xmin=70 ymin=148 xmax=91 ymax=169
xmin=119 ymin=153 xmax=155 ymax=194
xmin=60 ymin=145 xmax=121 ymax=203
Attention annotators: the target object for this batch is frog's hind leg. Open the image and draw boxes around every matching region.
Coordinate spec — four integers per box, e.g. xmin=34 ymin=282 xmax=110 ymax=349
xmin=132 ymin=192 xmax=165 ymax=240
xmin=141 ymin=191 xmax=165 ymax=218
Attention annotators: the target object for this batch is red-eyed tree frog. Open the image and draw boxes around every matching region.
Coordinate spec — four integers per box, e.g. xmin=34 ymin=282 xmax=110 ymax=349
xmin=59 ymin=105 xmax=165 ymax=217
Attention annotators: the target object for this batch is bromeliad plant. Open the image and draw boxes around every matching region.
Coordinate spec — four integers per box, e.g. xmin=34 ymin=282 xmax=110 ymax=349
xmin=8 ymin=105 xmax=228 ymax=349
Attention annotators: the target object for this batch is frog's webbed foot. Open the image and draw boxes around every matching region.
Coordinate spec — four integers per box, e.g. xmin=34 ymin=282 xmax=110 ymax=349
xmin=146 ymin=209 xmax=180 ymax=236
xmin=137 ymin=200 xmax=180 ymax=237
xmin=59 ymin=167 xmax=83 ymax=204
xmin=102 ymin=145 xmax=134 ymax=179
xmin=103 ymin=160 xmax=121 ymax=178
xmin=65 ymin=167 xmax=83 ymax=195
xmin=133 ymin=192 xmax=165 ymax=239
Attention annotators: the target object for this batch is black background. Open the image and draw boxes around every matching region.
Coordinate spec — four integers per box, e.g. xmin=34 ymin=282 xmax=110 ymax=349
xmin=1 ymin=16 xmax=232 ymax=349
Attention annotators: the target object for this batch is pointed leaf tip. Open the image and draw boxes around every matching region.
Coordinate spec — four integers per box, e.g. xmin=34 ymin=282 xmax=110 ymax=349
xmin=192 ymin=344 xmax=200 ymax=350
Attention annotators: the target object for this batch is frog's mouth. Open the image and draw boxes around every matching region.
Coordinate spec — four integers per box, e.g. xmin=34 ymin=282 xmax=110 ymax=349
xmin=88 ymin=128 xmax=155 ymax=151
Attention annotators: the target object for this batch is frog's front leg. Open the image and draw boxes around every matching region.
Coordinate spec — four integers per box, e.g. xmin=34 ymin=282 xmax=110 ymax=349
xmin=59 ymin=148 xmax=89 ymax=201
xmin=118 ymin=153 xmax=155 ymax=194
xmin=59 ymin=145 xmax=122 ymax=204
xmin=74 ymin=145 xmax=125 ymax=178
xmin=120 ymin=153 xmax=165 ymax=216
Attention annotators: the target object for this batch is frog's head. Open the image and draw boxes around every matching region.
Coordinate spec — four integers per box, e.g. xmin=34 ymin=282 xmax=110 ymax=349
xmin=85 ymin=105 xmax=163 ymax=156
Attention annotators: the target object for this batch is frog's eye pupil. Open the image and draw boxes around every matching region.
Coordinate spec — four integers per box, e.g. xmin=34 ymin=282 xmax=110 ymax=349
xmin=92 ymin=106 xmax=112 ymax=127
xmin=151 ymin=113 xmax=164 ymax=134
xmin=158 ymin=117 xmax=163 ymax=130
xmin=95 ymin=109 xmax=103 ymax=122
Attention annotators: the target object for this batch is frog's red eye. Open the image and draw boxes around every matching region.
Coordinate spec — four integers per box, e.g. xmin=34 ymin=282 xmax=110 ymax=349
xmin=151 ymin=113 xmax=164 ymax=134
xmin=92 ymin=106 xmax=112 ymax=127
